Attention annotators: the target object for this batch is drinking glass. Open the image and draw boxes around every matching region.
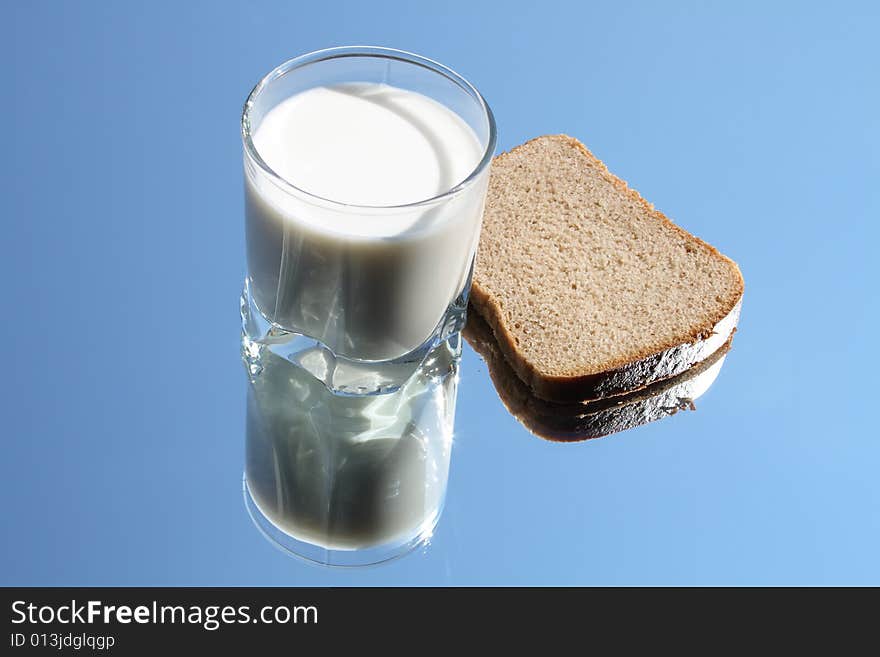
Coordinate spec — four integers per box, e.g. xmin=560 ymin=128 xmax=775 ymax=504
xmin=241 ymin=46 xmax=496 ymax=395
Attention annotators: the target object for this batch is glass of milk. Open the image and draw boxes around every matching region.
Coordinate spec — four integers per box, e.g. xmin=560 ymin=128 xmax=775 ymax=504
xmin=241 ymin=46 xmax=496 ymax=395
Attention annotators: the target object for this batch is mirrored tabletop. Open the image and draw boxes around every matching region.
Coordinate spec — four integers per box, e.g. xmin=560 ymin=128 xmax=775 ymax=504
xmin=3 ymin=0 xmax=878 ymax=586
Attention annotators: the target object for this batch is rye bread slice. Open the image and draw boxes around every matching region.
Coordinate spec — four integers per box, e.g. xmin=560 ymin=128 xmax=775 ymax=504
xmin=463 ymin=308 xmax=731 ymax=442
xmin=470 ymin=134 xmax=744 ymax=402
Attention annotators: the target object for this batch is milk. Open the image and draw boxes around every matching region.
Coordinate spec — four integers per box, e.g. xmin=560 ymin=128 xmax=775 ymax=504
xmin=245 ymin=337 xmax=458 ymax=552
xmin=244 ymin=83 xmax=488 ymax=362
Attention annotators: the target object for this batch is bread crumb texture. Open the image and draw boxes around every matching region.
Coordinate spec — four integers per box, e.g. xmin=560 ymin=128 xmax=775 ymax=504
xmin=473 ymin=135 xmax=744 ymax=378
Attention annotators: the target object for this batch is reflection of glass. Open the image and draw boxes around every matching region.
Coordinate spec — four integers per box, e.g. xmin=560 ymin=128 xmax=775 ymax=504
xmin=243 ymin=336 xmax=460 ymax=566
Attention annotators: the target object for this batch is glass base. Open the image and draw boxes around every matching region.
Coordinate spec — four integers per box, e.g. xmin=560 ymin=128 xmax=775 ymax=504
xmin=241 ymin=278 xmax=469 ymax=396
xmin=243 ymin=476 xmax=441 ymax=567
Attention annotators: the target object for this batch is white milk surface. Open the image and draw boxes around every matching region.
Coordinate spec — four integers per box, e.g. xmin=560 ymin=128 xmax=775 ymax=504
xmin=245 ymin=83 xmax=488 ymax=360
xmin=254 ymin=83 xmax=480 ymax=211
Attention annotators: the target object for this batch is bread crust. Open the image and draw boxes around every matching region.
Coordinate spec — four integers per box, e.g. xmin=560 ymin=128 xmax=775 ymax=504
xmin=471 ymin=134 xmax=745 ymax=401
xmin=463 ymin=308 xmax=732 ymax=442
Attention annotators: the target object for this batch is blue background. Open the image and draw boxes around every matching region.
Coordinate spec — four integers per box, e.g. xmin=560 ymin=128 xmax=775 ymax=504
xmin=2 ymin=0 xmax=878 ymax=585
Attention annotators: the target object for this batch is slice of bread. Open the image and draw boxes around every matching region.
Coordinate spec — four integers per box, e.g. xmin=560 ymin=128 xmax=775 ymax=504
xmin=463 ymin=307 xmax=731 ymax=442
xmin=470 ymin=135 xmax=744 ymax=401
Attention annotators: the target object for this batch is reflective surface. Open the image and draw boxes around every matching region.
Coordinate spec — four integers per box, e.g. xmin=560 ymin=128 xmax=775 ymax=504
xmin=3 ymin=1 xmax=880 ymax=585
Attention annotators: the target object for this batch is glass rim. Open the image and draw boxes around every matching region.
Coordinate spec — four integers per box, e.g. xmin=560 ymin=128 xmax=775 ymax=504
xmin=241 ymin=45 xmax=497 ymax=211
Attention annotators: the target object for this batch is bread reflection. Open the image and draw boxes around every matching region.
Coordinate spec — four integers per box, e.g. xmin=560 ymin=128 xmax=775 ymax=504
xmin=463 ymin=307 xmax=732 ymax=442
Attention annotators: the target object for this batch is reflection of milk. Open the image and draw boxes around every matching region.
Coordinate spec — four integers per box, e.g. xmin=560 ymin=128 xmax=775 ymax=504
xmin=244 ymin=83 xmax=488 ymax=361
xmin=244 ymin=337 xmax=459 ymax=551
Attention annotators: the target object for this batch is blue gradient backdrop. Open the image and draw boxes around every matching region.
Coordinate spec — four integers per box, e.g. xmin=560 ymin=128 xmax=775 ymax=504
xmin=2 ymin=1 xmax=878 ymax=585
